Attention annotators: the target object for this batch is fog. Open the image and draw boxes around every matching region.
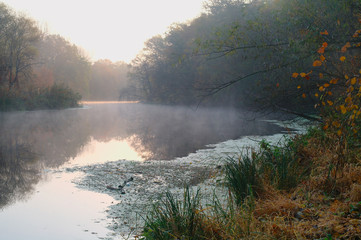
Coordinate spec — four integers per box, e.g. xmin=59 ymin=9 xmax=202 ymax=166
xmin=0 ymin=103 xmax=284 ymax=208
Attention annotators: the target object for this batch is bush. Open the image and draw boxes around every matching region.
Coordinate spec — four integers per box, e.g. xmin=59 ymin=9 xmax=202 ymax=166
xmin=257 ymin=139 xmax=305 ymax=191
xmin=0 ymin=84 xmax=81 ymax=111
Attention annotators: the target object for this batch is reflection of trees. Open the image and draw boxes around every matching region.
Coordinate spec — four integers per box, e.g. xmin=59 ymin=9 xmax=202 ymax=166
xmin=0 ymin=103 xmax=285 ymax=208
xmin=0 ymin=139 xmax=40 ymax=208
xmin=125 ymin=105 xmax=285 ymax=160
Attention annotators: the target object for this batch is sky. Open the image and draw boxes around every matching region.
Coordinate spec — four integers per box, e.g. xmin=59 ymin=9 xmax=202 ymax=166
xmin=2 ymin=0 xmax=206 ymax=63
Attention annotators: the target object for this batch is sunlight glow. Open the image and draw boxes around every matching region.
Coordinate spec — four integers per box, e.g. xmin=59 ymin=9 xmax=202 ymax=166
xmin=2 ymin=0 xmax=205 ymax=63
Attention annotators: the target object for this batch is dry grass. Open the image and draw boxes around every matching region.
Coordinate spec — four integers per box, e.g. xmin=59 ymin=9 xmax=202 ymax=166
xmin=141 ymin=128 xmax=361 ymax=240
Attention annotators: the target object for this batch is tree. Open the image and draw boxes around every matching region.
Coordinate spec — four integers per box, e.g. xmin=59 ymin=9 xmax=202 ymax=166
xmin=0 ymin=4 xmax=41 ymax=90
xmin=36 ymin=34 xmax=91 ymax=98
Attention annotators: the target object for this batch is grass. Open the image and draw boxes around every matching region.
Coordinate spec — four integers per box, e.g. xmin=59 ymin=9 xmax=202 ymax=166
xmin=140 ymin=126 xmax=361 ymax=239
xmin=141 ymin=187 xmax=206 ymax=240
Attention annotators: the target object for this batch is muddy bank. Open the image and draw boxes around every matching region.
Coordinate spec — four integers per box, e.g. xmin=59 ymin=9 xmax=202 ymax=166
xmin=66 ymin=120 xmax=309 ymax=239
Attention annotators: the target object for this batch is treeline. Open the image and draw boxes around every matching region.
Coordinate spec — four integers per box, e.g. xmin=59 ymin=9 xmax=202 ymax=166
xmin=129 ymin=0 xmax=361 ymax=113
xmin=0 ymin=3 xmax=131 ymax=111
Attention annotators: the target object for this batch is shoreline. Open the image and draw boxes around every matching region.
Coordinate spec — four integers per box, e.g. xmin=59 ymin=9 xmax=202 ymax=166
xmin=65 ymin=119 xmax=308 ymax=239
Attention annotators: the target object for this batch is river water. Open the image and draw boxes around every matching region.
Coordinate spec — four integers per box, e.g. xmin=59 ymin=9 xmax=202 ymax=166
xmin=0 ymin=102 xmax=290 ymax=239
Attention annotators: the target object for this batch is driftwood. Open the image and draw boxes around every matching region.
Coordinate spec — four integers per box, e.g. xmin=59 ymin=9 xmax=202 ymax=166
xmin=106 ymin=177 xmax=134 ymax=194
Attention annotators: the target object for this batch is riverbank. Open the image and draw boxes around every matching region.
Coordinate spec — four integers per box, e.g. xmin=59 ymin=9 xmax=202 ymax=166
xmin=141 ymin=123 xmax=361 ymax=239
xmin=66 ymin=119 xmax=308 ymax=239
xmin=0 ymin=84 xmax=80 ymax=111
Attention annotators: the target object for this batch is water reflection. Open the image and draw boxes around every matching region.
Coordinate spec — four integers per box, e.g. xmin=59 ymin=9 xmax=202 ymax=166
xmin=0 ymin=103 xmax=284 ymax=208
xmin=0 ymin=140 xmax=39 ymax=208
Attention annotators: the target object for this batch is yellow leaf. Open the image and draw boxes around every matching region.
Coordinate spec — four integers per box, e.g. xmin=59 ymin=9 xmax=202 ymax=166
xmin=319 ymin=73 xmax=324 ymax=79
xmin=332 ymin=121 xmax=340 ymax=128
xmin=324 ymin=83 xmax=330 ymax=88
xmin=340 ymin=105 xmax=347 ymax=114
xmin=319 ymin=86 xmax=325 ymax=92
xmin=351 ymin=77 xmax=357 ymax=85
xmin=340 ymin=56 xmax=346 ymax=62
xmin=313 ymin=60 xmax=322 ymax=67
xmin=345 ymin=96 xmax=352 ymax=103
xmin=315 ymin=93 xmax=319 ymax=97
xmin=292 ymin=73 xmax=299 ymax=78
xmin=297 ymin=85 xmax=301 ymax=89
xmin=300 ymin=73 xmax=306 ymax=77
xmin=345 ymin=75 xmax=349 ymax=79
xmin=327 ymin=100 xmax=333 ymax=106
xmin=337 ymin=129 xmax=342 ymax=136
xmin=347 ymin=86 xmax=355 ymax=93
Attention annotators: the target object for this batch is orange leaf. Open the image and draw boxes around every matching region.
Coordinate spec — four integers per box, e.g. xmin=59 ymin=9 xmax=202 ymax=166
xmin=319 ymin=73 xmax=324 ymax=79
xmin=313 ymin=60 xmax=322 ymax=67
xmin=340 ymin=56 xmax=346 ymax=62
xmin=330 ymin=78 xmax=338 ymax=84
xmin=323 ymin=124 xmax=329 ymax=130
xmin=321 ymin=30 xmax=329 ymax=35
xmin=327 ymin=100 xmax=333 ymax=106
xmin=315 ymin=93 xmax=319 ymax=97
xmin=318 ymin=47 xmax=325 ymax=54
xmin=323 ymin=83 xmax=330 ymax=88
xmin=319 ymin=86 xmax=325 ymax=92
xmin=337 ymin=129 xmax=342 ymax=136
xmin=300 ymin=73 xmax=306 ymax=77
xmin=302 ymin=93 xmax=306 ymax=98
xmin=322 ymin=42 xmax=328 ymax=47
xmin=320 ymin=55 xmax=326 ymax=62
xmin=297 ymin=85 xmax=301 ymax=89
xmin=327 ymin=91 xmax=332 ymax=96
xmin=276 ymin=83 xmax=280 ymax=88
xmin=292 ymin=73 xmax=299 ymax=78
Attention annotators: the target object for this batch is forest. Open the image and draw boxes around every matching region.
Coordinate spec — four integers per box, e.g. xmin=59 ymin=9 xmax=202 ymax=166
xmin=1 ymin=0 xmax=360 ymax=116
xmin=0 ymin=3 xmax=131 ymax=110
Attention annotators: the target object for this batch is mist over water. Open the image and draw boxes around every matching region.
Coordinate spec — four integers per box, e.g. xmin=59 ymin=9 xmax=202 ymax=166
xmin=0 ymin=103 xmax=285 ymax=239
xmin=0 ymin=103 xmax=284 ymax=208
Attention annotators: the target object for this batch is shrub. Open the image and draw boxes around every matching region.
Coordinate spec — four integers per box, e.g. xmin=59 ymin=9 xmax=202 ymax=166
xmin=0 ymin=84 xmax=81 ymax=111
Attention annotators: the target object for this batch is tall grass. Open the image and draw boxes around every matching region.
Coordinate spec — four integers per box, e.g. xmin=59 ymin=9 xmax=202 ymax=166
xmin=224 ymin=155 xmax=261 ymax=206
xmin=224 ymin=138 xmax=308 ymax=207
xmin=142 ymin=187 xmax=206 ymax=240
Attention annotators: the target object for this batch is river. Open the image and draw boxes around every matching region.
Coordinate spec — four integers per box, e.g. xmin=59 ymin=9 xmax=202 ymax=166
xmin=0 ymin=102 xmax=297 ymax=239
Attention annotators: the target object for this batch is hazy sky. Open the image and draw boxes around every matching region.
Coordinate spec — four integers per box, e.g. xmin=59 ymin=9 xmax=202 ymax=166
xmin=2 ymin=0 xmax=206 ymax=63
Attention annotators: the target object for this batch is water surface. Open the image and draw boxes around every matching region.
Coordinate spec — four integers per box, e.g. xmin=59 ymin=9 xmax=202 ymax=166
xmin=0 ymin=103 xmax=284 ymax=239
